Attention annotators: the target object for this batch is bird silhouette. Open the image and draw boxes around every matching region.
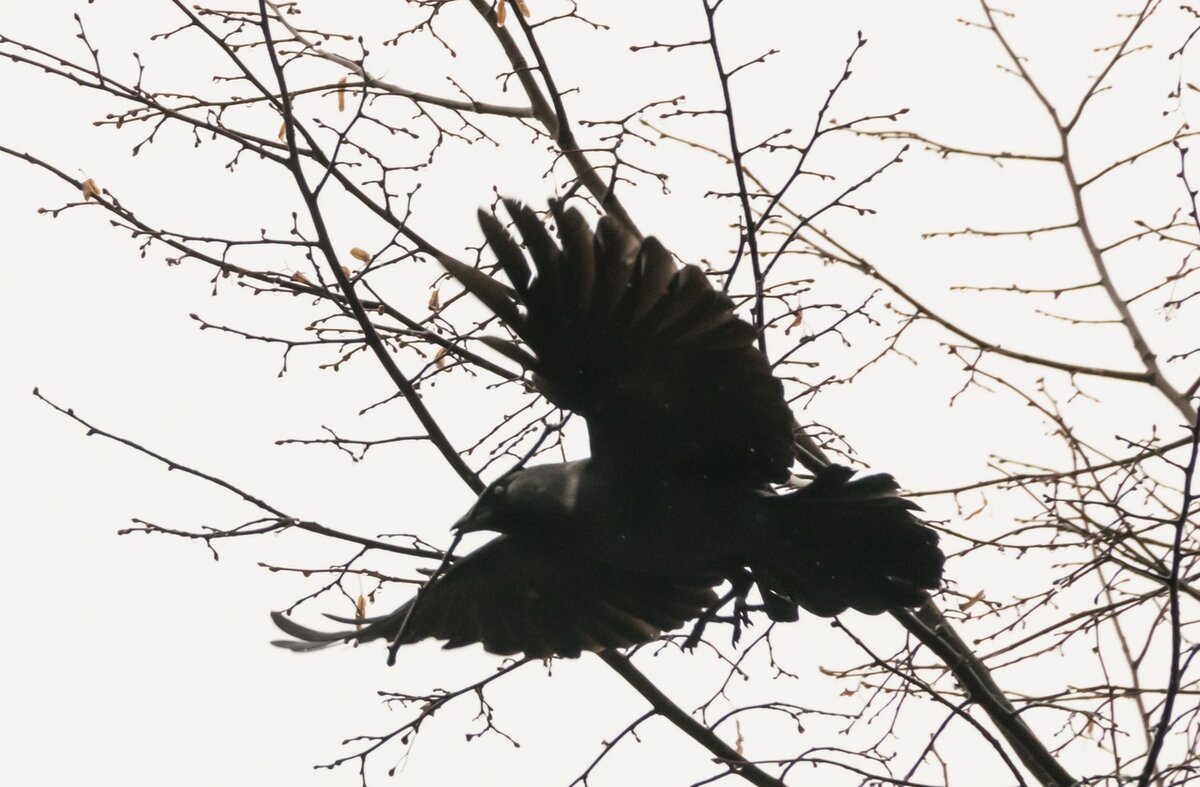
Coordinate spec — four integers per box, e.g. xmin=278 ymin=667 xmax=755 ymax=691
xmin=272 ymin=200 xmax=944 ymax=663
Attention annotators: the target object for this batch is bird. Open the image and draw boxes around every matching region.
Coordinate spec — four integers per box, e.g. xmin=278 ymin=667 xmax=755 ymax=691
xmin=271 ymin=200 xmax=945 ymax=664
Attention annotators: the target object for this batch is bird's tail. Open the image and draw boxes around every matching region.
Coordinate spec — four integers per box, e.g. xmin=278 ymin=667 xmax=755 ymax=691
xmin=753 ymin=465 xmax=944 ymax=617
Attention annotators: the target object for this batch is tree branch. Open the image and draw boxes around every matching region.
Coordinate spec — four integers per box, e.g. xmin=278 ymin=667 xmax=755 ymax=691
xmin=598 ymin=651 xmax=788 ymax=787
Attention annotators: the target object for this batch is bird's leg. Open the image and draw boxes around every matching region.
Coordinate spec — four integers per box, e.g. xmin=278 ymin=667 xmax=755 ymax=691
xmin=683 ymin=569 xmax=756 ymax=650
xmin=723 ymin=569 xmax=758 ymax=646
xmin=683 ymin=589 xmax=733 ymax=651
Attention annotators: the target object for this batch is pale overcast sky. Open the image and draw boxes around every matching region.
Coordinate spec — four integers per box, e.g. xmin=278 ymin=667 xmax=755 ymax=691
xmin=2 ymin=2 xmax=1196 ymax=785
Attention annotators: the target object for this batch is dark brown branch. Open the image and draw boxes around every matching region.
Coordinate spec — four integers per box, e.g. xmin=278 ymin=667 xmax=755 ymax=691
xmin=700 ymin=0 xmax=767 ymax=349
xmin=260 ymin=2 xmax=484 ymax=494
xmin=34 ymin=388 xmax=446 ymax=561
xmin=598 ymin=651 xmax=788 ymax=787
xmin=909 ymin=436 xmax=1195 ymax=498
xmin=264 ymin=1 xmax=535 ymax=119
xmin=1138 ymin=409 xmax=1200 ymax=785
xmin=466 ymin=0 xmax=641 ymax=236
xmin=893 ymin=602 xmax=1078 ymax=787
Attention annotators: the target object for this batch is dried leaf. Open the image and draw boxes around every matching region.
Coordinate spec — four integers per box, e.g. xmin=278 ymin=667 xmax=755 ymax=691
xmin=291 ymin=271 xmax=310 ymax=284
xmin=340 ymin=265 xmax=352 ymax=279
xmin=355 ymin=595 xmax=367 ymax=620
xmin=81 ymin=178 xmax=101 ymax=201
xmin=962 ymin=500 xmax=988 ymax=521
xmin=515 ymin=0 xmax=531 ymax=16
xmin=278 ymin=120 xmax=287 ymax=141
xmin=350 ymin=247 xmax=371 ymax=262
xmin=839 ymin=687 xmax=856 ymax=697
xmin=734 ymin=720 xmax=744 ymax=757
xmin=337 ymin=77 xmax=347 ymax=112
xmin=495 ymin=0 xmax=507 ymax=26
xmin=428 ymin=287 xmax=441 ymax=311
xmin=435 ymin=347 xmax=448 ymax=370
xmin=784 ymin=309 xmax=803 ymax=335
xmin=958 ymin=590 xmax=985 ymax=611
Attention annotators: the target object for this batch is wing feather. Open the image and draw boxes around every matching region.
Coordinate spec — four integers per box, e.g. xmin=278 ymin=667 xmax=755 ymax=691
xmin=443 ymin=201 xmax=795 ymax=485
xmin=478 ymin=209 xmax=532 ymax=297
xmin=439 ymin=257 xmax=524 ymax=329
xmin=271 ymin=534 xmax=718 ymax=662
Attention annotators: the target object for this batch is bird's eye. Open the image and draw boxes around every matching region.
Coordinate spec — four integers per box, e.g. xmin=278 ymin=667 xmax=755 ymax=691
xmin=492 ymin=483 xmax=507 ymax=499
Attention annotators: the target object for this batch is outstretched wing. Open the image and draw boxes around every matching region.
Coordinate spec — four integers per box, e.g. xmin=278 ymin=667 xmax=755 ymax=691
xmin=272 ymin=534 xmax=719 ymax=662
xmin=443 ymin=200 xmax=795 ymax=485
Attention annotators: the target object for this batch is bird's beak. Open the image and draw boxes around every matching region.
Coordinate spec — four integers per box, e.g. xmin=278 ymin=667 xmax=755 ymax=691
xmin=452 ymin=497 xmax=496 ymax=534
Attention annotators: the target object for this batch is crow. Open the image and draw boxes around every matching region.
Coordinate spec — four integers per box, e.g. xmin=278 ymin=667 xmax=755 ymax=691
xmin=272 ymin=200 xmax=944 ymax=663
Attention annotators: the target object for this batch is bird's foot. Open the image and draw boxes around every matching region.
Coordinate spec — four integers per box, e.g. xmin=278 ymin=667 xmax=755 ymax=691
xmin=730 ymin=596 xmax=754 ymax=646
xmin=684 ymin=571 xmax=760 ymax=650
xmin=682 ymin=617 xmax=709 ymax=651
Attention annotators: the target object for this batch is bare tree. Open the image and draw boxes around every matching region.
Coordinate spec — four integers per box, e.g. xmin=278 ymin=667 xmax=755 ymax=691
xmin=3 ymin=1 xmax=1199 ymax=785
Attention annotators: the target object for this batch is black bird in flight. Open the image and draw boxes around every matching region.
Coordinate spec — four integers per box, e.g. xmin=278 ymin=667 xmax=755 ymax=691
xmin=273 ymin=200 xmax=944 ymax=663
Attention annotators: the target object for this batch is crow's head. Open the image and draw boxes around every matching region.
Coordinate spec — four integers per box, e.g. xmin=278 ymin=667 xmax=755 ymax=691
xmin=453 ymin=461 xmax=585 ymax=535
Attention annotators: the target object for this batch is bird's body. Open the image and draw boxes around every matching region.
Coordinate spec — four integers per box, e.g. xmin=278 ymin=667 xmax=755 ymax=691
xmin=273 ymin=201 xmax=945 ymax=662
xmin=480 ymin=460 xmax=765 ymax=574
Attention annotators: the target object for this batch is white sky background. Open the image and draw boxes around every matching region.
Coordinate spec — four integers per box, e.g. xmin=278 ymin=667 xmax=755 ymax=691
xmin=1 ymin=1 xmax=1197 ymax=785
